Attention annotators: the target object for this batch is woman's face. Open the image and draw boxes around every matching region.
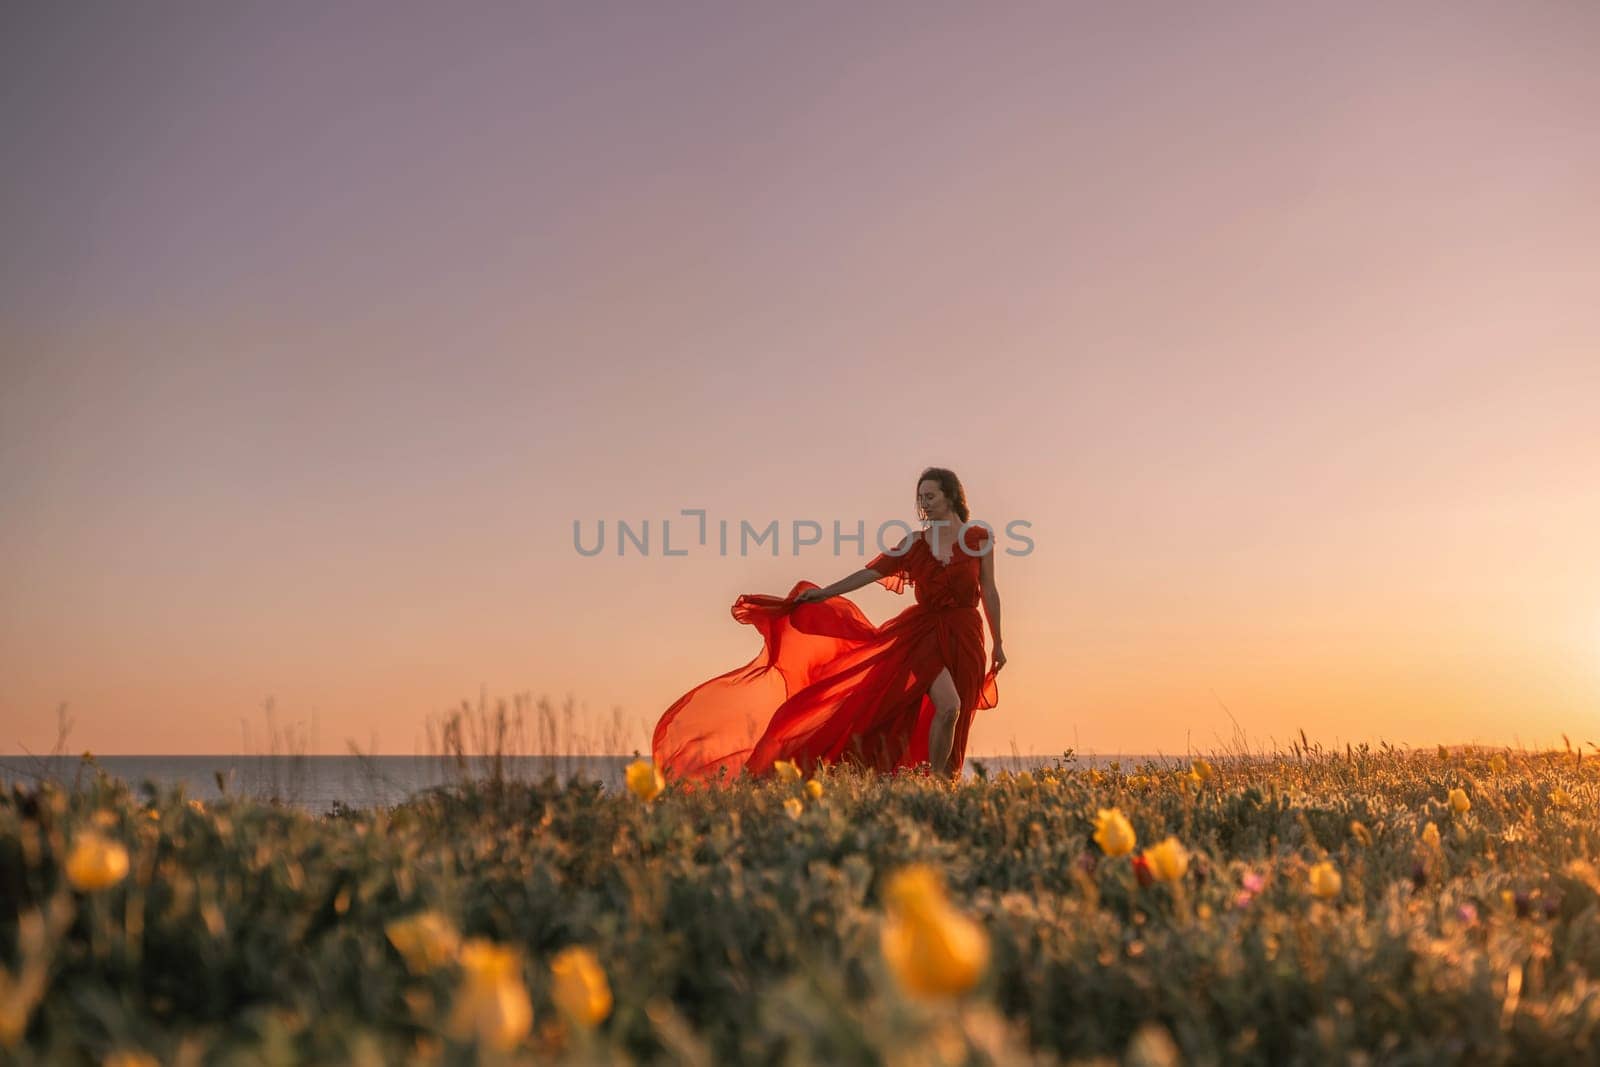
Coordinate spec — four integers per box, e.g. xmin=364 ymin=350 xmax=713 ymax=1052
xmin=918 ymin=479 xmax=951 ymax=520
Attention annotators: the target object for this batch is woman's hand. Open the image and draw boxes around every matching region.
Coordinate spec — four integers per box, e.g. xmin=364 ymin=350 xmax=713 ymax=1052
xmin=793 ymin=588 xmax=830 ymax=605
xmin=992 ymin=643 xmax=1007 ymax=673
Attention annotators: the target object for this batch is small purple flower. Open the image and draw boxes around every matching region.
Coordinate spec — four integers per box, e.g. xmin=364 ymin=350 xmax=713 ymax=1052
xmin=1241 ymin=871 xmax=1266 ymax=894
xmin=1456 ymin=903 xmax=1478 ymax=925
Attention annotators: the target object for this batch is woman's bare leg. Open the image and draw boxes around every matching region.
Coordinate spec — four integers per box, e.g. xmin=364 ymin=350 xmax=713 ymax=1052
xmin=926 ymin=667 xmax=961 ymax=779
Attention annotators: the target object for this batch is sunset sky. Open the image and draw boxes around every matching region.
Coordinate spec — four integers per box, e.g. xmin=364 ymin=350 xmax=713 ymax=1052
xmin=3 ymin=3 xmax=1597 ymax=759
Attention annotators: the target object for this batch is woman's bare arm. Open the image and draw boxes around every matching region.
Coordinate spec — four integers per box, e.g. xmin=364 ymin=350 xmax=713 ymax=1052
xmin=979 ymin=547 xmax=1004 ymax=652
xmin=798 ymin=532 xmax=918 ymax=602
xmin=811 ymin=568 xmax=883 ymax=599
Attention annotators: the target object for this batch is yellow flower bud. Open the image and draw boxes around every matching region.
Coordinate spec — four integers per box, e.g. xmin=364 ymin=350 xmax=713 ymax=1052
xmin=1308 ymin=861 xmax=1342 ymax=899
xmin=1141 ymin=837 xmax=1189 ymax=883
xmin=884 ymin=865 xmax=942 ymax=918
xmin=549 ymin=946 xmax=612 ymax=1028
xmin=385 ymin=910 xmax=461 ymax=975
xmin=449 ymin=939 xmax=532 ymax=1051
xmin=64 ymin=831 xmax=129 ymax=892
xmin=880 ymin=865 xmax=989 ymax=998
xmin=782 ymin=797 xmax=803 ymax=820
xmin=1448 ymin=788 xmax=1470 ymax=814
xmin=773 ymin=759 xmax=802 ymax=784
xmin=1489 ymin=753 xmax=1508 ymax=776
xmin=804 ymin=779 xmax=824 ymax=800
xmin=624 ymin=759 xmax=664 ymax=803
xmin=1092 ymin=808 xmax=1136 ymax=857
xmin=1421 ymin=821 xmax=1441 ymax=849
xmin=458 ymin=939 xmax=518 ymax=981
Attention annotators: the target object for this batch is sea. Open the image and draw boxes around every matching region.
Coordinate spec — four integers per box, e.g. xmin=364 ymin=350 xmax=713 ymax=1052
xmin=0 ymin=753 xmax=1181 ymax=814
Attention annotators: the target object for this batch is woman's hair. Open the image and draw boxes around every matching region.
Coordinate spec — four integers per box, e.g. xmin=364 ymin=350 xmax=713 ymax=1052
xmin=915 ymin=467 xmax=970 ymax=525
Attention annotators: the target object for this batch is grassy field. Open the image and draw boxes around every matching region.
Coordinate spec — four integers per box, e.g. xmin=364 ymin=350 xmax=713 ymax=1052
xmin=4 ymin=743 xmax=1600 ymax=1064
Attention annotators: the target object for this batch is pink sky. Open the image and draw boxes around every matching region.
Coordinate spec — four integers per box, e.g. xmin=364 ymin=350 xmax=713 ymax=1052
xmin=3 ymin=3 xmax=1597 ymax=757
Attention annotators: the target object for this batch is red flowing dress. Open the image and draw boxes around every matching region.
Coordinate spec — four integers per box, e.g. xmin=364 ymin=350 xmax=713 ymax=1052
xmin=652 ymin=523 xmax=1000 ymax=784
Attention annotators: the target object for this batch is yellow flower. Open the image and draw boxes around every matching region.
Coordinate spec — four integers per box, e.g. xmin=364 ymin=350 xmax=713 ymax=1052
xmin=1448 ymin=788 xmax=1470 ymax=814
xmin=458 ymin=938 xmax=518 ymax=981
xmin=804 ymin=779 xmax=824 ymax=800
xmin=1191 ymin=759 xmax=1215 ymax=782
xmin=1141 ymin=837 xmax=1189 ymax=883
xmin=385 ymin=910 xmax=461 ymax=975
xmin=1489 ymin=753 xmax=1508 ymax=776
xmin=773 ymin=759 xmax=802 ymax=784
xmin=449 ymin=939 xmax=532 ymax=1051
xmin=1014 ymin=770 xmax=1035 ymax=789
xmin=782 ymin=797 xmax=803 ymax=820
xmin=1349 ymin=821 xmax=1372 ymax=848
xmin=549 ymin=946 xmax=612 ymax=1028
xmin=1550 ymin=788 xmax=1573 ymax=809
xmin=880 ymin=865 xmax=989 ymax=998
xmin=1092 ymin=808 xmax=1136 ymax=857
xmin=1308 ymin=861 xmax=1342 ymax=899
xmin=1421 ymin=821 xmax=1441 ymax=849
xmin=64 ymin=831 xmax=129 ymax=892
xmin=624 ymin=759 xmax=664 ymax=803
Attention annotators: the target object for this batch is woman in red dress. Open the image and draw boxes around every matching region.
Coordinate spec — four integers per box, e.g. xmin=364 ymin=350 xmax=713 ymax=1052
xmin=652 ymin=467 xmax=1007 ymax=785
